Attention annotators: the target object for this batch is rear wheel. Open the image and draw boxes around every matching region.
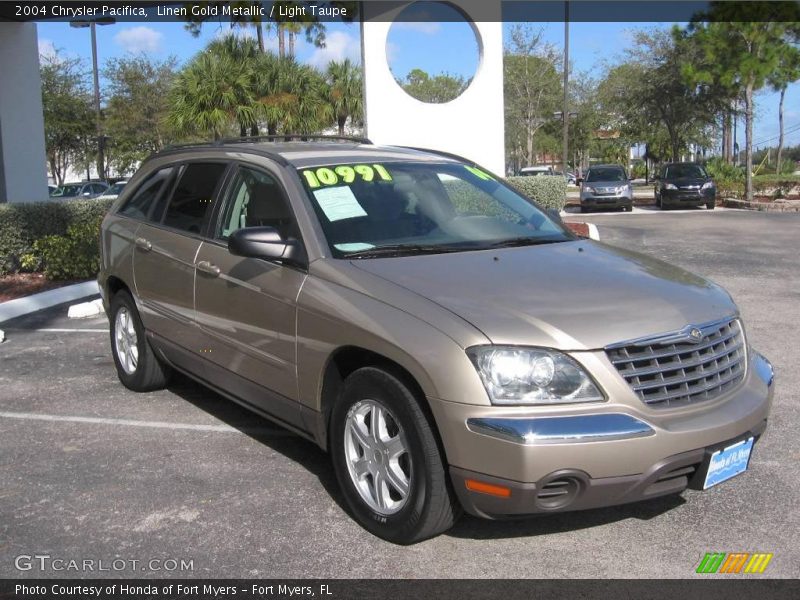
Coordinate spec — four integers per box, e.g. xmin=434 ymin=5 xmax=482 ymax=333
xmin=655 ymin=194 xmax=662 ymax=208
xmin=330 ymin=367 xmax=460 ymax=544
xmin=579 ymin=206 xmax=588 ymax=214
xmin=110 ymin=290 xmax=171 ymax=392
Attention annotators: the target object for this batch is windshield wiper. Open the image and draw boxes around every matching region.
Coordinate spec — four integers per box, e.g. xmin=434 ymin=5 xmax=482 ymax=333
xmin=341 ymin=244 xmax=469 ymax=259
xmin=483 ymin=237 xmax=564 ymax=249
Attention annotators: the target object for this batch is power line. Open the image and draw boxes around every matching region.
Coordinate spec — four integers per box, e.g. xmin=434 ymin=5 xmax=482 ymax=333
xmin=753 ymin=122 xmax=800 ymax=147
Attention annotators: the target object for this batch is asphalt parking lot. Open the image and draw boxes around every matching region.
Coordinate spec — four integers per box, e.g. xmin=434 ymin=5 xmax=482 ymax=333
xmin=1 ymin=208 xmax=798 ymax=579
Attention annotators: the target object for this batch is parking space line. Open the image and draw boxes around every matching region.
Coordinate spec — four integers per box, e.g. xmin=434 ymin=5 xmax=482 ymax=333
xmin=5 ymin=328 xmax=109 ymax=333
xmin=0 ymin=410 xmax=295 ymax=436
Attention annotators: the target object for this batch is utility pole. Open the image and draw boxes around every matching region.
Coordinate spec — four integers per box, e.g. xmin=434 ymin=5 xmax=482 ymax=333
xmin=70 ymin=17 xmax=114 ymax=181
xmin=562 ymin=1 xmax=570 ymax=175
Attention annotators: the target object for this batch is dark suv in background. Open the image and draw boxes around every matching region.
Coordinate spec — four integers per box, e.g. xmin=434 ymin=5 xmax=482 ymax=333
xmin=655 ymin=162 xmax=716 ymax=210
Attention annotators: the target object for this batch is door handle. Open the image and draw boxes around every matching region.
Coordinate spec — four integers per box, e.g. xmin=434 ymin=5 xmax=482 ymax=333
xmin=196 ymin=260 xmax=221 ymax=277
xmin=135 ymin=237 xmax=152 ymax=251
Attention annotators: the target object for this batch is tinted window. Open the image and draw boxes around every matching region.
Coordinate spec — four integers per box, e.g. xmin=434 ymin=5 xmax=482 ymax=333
xmin=119 ymin=167 xmax=175 ymax=221
xmin=665 ymin=164 xmax=708 ymax=179
xmin=586 ymin=168 xmax=626 ymax=182
xmin=163 ymin=163 xmax=227 ymax=234
xmin=218 ymin=167 xmax=295 ymax=240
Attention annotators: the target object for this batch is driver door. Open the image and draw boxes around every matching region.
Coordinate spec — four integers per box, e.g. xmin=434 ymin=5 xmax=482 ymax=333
xmin=193 ymin=164 xmax=307 ymax=427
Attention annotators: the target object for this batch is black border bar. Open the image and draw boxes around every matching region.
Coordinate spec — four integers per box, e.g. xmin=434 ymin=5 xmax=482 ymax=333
xmin=2 ymin=1 xmax=800 ymax=23
xmin=2 ymin=579 xmax=800 ymax=600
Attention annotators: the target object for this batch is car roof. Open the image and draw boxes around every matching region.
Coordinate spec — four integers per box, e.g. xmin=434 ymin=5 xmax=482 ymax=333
xmin=150 ymin=140 xmax=464 ymax=169
xmin=587 ymin=164 xmax=625 ymax=170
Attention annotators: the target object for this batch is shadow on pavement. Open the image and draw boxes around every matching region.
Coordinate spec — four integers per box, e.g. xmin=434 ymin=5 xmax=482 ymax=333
xmin=165 ymin=372 xmax=347 ymax=512
xmin=447 ymin=494 xmax=685 ymax=540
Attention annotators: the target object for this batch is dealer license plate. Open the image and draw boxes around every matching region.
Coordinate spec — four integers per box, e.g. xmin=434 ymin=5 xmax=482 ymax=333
xmin=703 ymin=437 xmax=754 ymax=490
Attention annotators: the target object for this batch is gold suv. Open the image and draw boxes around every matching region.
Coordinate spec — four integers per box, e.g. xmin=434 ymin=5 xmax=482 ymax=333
xmin=99 ymin=138 xmax=774 ymax=544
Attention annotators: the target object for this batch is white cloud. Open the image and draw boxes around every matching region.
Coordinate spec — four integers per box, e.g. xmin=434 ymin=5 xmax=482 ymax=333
xmin=114 ymin=26 xmax=163 ymax=54
xmin=306 ymin=31 xmax=361 ymax=69
xmin=393 ymin=21 xmax=442 ymax=35
xmin=38 ymin=39 xmax=57 ymax=61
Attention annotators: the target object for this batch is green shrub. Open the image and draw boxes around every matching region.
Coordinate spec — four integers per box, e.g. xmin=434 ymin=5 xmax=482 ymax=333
xmin=506 ymin=176 xmax=567 ymax=211
xmin=705 ymin=157 xmax=744 ymax=182
xmin=35 ymin=217 xmax=104 ymax=280
xmin=0 ymin=199 xmax=113 ymax=277
xmin=442 ymin=179 xmax=518 ymax=221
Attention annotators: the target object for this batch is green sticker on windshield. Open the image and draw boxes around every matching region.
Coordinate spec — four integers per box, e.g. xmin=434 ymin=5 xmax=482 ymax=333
xmin=302 ymin=164 xmax=393 ymax=189
xmin=464 ymin=165 xmax=494 ymax=181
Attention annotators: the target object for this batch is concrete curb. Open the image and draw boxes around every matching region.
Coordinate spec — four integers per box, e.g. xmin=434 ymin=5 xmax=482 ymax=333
xmin=0 ymin=280 xmax=100 ymax=324
xmin=68 ymin=298 xmax=105 ymax=319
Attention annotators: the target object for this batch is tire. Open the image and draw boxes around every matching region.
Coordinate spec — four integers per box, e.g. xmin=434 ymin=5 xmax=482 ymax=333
xmin=330 ymin=367 xmax=460 ymax=544
xmin=109 ymin=290 xmax=171 ymax=392
xmin=706 ymin=200 xmax=716 ymax=210
xmin=580 ymin=206 xmax=588 ymax=214
xmin=655 ymin=194 xmax=661 ymax=208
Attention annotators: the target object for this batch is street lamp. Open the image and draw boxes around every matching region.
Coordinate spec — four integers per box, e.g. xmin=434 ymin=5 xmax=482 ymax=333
xmin=70 ymin=16 xmax=115 ymax=181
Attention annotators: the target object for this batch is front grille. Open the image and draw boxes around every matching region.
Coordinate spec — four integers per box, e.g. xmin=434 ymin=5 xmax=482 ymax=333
xmin=606 ymin=319 xmax=746 ymax=408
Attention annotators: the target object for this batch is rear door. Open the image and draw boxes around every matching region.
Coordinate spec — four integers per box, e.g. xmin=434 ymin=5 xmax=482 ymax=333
xmin=134 ymin=161 xmax=229 ymax=352
xmin=193 ymin=163 xmax=307 ymax=425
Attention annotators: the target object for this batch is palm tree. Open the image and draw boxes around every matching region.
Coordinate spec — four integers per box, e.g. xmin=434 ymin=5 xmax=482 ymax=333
xmin=253 ymin=53 xmax=332 ymax=135
xmin=768 ymin=44 xmax=800 ymax=172
xmin=325 ymin=59 xmax=363 ymax=136
xmin=168 ymin=49 xmax=255 ymax=140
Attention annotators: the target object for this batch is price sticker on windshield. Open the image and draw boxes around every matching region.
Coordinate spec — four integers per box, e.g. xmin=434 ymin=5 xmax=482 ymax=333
xmin=301 ymin=164 xmax=393 ymax=189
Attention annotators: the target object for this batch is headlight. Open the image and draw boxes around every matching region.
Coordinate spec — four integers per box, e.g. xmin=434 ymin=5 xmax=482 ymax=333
xmin=583 ymin=186 xmax=596 ymax=194
xmin=615 ymin=185 xmax=627 ymax=193
xmin=664 ymin=183 xmax=678 ymax=190
xmin=701 ymin=181 xmax=714 ymax=190
xmin=467 ymin=346 xmax=606 ymax=405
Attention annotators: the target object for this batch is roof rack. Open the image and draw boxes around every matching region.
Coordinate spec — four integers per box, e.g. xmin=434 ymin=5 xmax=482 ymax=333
xmin=161 ymin=134 xmax=372 ymax=153
xmin=223 ymin=134 xmax=374 ymax=145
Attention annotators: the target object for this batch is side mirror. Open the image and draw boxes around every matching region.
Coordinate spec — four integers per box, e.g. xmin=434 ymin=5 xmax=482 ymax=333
xmin=228 ymin=226 xmax=305 ymax=266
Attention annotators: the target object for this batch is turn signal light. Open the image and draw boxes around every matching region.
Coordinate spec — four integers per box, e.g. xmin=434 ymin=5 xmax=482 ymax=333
xmin=465 ymin=479 xmax=511 ymax=498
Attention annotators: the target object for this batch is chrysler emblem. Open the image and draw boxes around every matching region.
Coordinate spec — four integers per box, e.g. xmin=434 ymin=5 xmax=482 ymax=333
xmin=689 ymin=328 xmax=703 ymax=342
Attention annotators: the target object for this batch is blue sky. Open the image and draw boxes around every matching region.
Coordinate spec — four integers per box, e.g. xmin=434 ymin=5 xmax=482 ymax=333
xmin=36 ymin=15 xmax=799 ymax=149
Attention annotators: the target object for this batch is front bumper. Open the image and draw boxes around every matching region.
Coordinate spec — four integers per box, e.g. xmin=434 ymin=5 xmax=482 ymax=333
xmin=661 ymin=188 xmax=716 ymax=205
xmin=580 ymin=192 xmax=632 ymax=209
xmin=429 ymin=351 xmax=774 ymax=518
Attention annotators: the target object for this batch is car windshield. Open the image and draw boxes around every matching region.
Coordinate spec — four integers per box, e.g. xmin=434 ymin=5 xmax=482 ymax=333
xmin=665 ymin=164 xmax=708 ymax=179
xmin=586 ymin=168 xmax=626 ymax=182
xmin=298 ymin=162 xmax=571 ymax=258
xmin=106 ymin=182 xmax=126 ymax=195
xmin=51 ymin=185 xmax=81 ymax=197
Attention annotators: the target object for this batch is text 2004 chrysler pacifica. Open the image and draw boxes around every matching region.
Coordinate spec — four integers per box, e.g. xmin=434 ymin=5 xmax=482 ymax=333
xmin=98 ymin=140 xmax=774 ymax=544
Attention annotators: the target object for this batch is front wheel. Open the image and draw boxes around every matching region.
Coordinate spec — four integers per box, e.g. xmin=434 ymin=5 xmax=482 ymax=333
xmin=330 ymin=367 xmax=460 ymax=544
xmin=110 ymin=290 xmax=171 ymax=392
xmin=706 ymin=200 xmax=716 ymax=210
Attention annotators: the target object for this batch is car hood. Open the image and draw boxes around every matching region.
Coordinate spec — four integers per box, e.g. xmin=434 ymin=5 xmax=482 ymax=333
xmin=351 ymin=240 xmax=737 ymax=350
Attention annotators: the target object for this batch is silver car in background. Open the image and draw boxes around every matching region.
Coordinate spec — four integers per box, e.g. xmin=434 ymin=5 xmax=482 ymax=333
xmin=579 ymin=164 xmax=633 ymax=213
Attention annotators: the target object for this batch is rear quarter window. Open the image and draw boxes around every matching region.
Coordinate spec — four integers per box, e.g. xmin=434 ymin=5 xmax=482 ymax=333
xmin=162 ymin=163 xmax=228 ymax=234
xmin=118 ymin=166 xmax=176 ymax=222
